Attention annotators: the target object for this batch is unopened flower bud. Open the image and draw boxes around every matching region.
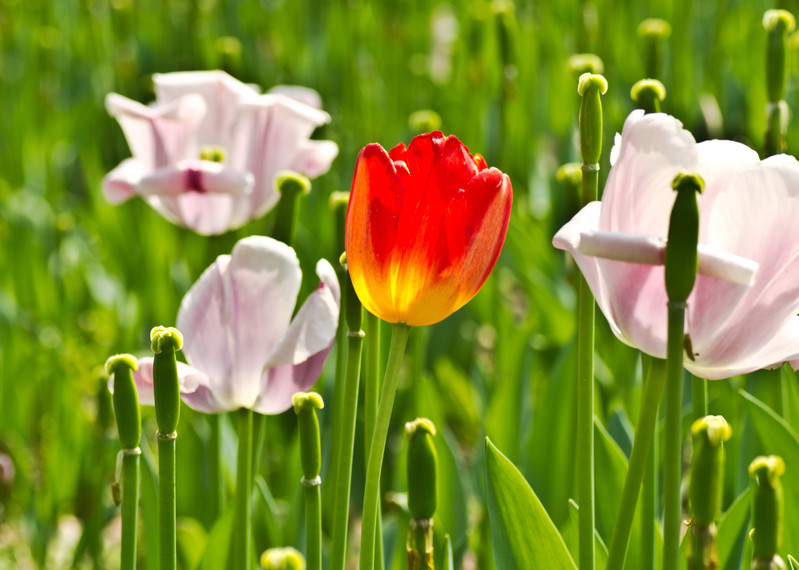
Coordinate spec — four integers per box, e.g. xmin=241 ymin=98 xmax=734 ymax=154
xmin=665 ymin=173 xmax=704 ymax=303
xmin=578 ymin=73 xmax=608 ymax=167
xmin=260 ymin=546 xmax=306 ymax=570
xmin=106 ymin=354 xmax=141 ymax=450
xmin=150 ymin=326 xmax=183 ymax=435
xmin=406 ymin=418 xmax=438 ymax=520
xmin=409 ymin=110 xmax=442 ymax=134
xmin=764 ymin=10 xmax=796 ymax=102
xmin=273 ymin=171 xmax=311 ymax=246
xmin=638 ymin=18 xmax=671 ymax=79
xmin=690 ymin=415 xmax=732 ymax=526
xmin=293 ymin=392 xmax=324 ymax=480
xmin=750 ymin=455 xmax=785 ymax=564
xmin=631 ymin=79 xmax=666 ymax=114
xmin=567 ymin=54 xmax=604 ymax=76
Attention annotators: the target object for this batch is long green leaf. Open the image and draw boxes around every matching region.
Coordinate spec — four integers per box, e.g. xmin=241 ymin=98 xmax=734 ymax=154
xmin=484 ymin=437 xmax=576 ymax=570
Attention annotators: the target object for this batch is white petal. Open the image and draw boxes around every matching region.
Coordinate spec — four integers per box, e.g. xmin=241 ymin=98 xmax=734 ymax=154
xmin=102 ymin=158 xmax=142 ymax=204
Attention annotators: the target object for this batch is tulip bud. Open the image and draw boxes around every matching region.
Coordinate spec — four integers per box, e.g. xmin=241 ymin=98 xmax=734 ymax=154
xmin=273 ymin=171 xmax=311 ymax=247
xmin=631 ymin=79 xmax=667 ymax=114
xmin=638 ymin=18 xmax=671 ymax=79
xmin=408 ymin=110 xmax=442 ymax=134
xmin=260 ymin=547 xmax=306 ymax=570
xmin=665 ymin=173 xmax=704 ymax=303
xmin=689 ymin=416 xmax=732 ymax=570
xmin=567 ymin=54 xmax=604 ymax=77
xmin=150 ymin=326 xmax=183 ymax=435
xmin=578 ymin=73 xmax=608 ymax=169
xmin=329 ymin=191 xmax=349 ymax=263
xmin=293 ymin=392 xmax=324 ymax=481
xmin=749 ymin=455 xmax=785 ymax=567
xmin=406 ymin=418 xmax=438 ymax=520
xmin=106 ymin=354 xmax=141 ymax=450
xmin=764 ymin=10 xmax=795 ymax=103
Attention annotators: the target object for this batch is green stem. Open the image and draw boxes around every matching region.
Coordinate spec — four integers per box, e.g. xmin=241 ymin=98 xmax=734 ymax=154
xmin=641 ymin=417 xmax=657 ymax=570
xmin=158 ymin=436 xmax=176 ymax=570
xmin=209 ymin=414 xmax=224 ymax=521
xmin=578 ymin=162 xmax=598 ymax=570
xmin=120 ymin=453 xmax=140 ymax=570
xmin=663 ymin=302 xmax=686 ymax=570
xmin=605 ymin=356 xmax=666 ymax=569
xmin=326 ymin=287 xmax=349 ymax=534
xmin=692 ymin=375 xmax=708 ymax=421
xmin=360 ymin=323 xmax=411 ymax=570
xmin=305 ymin=483 xmax=322 ymax=570
xmin=365 ymin=312 xmax=384 ymax=570
xmin=234 ymin=409 xmax=253 ymax=570
xmin=330 ymin=332 xmax=365 ymax=570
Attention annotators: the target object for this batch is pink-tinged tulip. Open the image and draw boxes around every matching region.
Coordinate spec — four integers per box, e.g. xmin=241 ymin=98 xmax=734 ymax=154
xmin=103 ymin=71 xmax=338 ymax=235
xmin=129 ymin=236 xmax=340 ymax=413
xmin=554 ymin=110 xmax=799 ymax=379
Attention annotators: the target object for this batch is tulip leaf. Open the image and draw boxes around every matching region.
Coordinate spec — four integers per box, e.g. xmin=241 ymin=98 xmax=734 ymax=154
xmin=740 ymin=389 xmax=799 ymax=561
xmin=200 ymin=508 xmax=234 ymax=570
xmin=444 ymin=534 xmax=455 ymax=570
xmin=177 ymin=517 xmax=208 ymax=570
xmin=485 ymin=437 xmax=576 ymax=569
xmin=717 ymin=488 xmax=751 ymax=570
xmin=788 ymin=554 xmax=799 ymax=570
xmin=559 ymin=499 xmax=609 ymax=569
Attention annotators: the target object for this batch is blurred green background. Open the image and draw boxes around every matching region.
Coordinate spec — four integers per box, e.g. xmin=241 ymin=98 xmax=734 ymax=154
xmin=2 ymin=0 xmax=799 ymax=568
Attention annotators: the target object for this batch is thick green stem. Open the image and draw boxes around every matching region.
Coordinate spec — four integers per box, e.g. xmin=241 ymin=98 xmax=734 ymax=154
xmin=577 ymin=162 xmax=598 ymax=570
xmin=360 ymin=323 xmax=411 ymax=570
xmin=605 ymin=357 xmax=667 ymax=569
xmin=330 ymin=333 xmax=365 ymax=570
xmin=365 ymin=312 xmax=384 ymax=569
xmin=120 ymin=453 xmax=140 ymax=570
xmin=692 ymin=376 xmax=708 ymax=421
xmin=158 ymin=435 xmax=176 ymax=570
xmin=305 ymin=483 xmax=322 ymax=570
xmin=234 ymin=409 xmax=254 ymax=570
xmin=663 ymin=302 xmax=686 ymax=570
xmin=641 ymin=417 xmax=657 ymax=570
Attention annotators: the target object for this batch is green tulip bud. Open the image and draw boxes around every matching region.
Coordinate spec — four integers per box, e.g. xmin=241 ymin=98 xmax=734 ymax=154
xmin=409 ymin=110 xmax=443 ymax=134
xmin=764 ymin=10 xmax=796 ymax=103
xmin=638 ymin=18 xmax=671 ymax=79
xmin=750 ymin=455 xmax=786 ymax=565
xmin=406 ymin=418 xmax=438 ymax=520
xmin=150 ymin=326 xmax=183 ymax=435
xmin=665 ymin=173 xmax=704 ymax=303
xmin=273 ymin=171 xmax=311 ymax=246
xmin=690 ymin=415 xmax=732 ymax=526
xmin=631 ymin=79 xmax=667 ymax=114
xmin=578 ymin=73 xmax=608 ymax=167
xmin=106 ymin=354 xmax=141 ymax=450
xmin=260 ymin=546 xmax=306 ymax=570
xmin=293 ymin=392 xmax=324 ymax=481
xmin=567 ymin=54 xmax=604 ymax=77
xmin=339 ymin=253 xmax=364 ymax=334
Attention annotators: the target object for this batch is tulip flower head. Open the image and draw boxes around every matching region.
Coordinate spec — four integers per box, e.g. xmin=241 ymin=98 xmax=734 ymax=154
xmin=129 ymin=236 xmax=340 ymax=414
xmin=345 ymin=131 xmax=512 ymax=327
xmin=553 ymin=110 xmax=799 ymax=379
xmin=104 ymin=71 xmax=338 ymax=235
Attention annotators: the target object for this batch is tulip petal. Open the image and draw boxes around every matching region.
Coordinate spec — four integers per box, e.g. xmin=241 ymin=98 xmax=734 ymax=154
xmin=252 ymin=350 xmax=332 ymax=415
xmin=106 ymin=92 xmax=206 ymax=171
xmin=177 ymin=236 xmax=302 ymax=410
xmin=153 ymin=70 xmax=259 ymax=149
xmin=125 ymin=357 xmax=229 ymax=414
xmin=267 ymin=85 xmax=323 ymax=109
xmin=102 ymin=158 xmax=142 ymax=204
xmin=264 ymin=258 xmax=340 ymax=368
xmin=290 ymin=139 xmax=340 ymax=178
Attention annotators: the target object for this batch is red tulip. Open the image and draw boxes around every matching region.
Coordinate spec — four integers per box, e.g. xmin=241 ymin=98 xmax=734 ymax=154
xmin=345 ymin=132 xmax=512 ymax=327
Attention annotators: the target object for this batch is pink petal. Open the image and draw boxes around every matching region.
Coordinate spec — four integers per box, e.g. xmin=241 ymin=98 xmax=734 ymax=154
xmin=123 ymin=357 xmax=228 ymax=413
xmin=267 ymin=85 xmax=323 ymax=109
xmin=264 ymin=259 xmax=340 ymax=368
xmin=102 ymin=158 xmax=142 ymax=204
xmin=252 ymin=350 xmax=331 ymax=415
xmin=290 ymin=140 xmax=339 ymax=178
xmin=153 ymin=71 xmax=259 ymax=149
xmin=106 ymin=92 xmax=206 ymax=171
xmin=177 ymin=237 xmax=302 ymax=410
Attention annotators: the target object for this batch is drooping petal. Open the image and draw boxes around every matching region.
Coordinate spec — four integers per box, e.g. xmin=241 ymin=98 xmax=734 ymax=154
xmin=102 ymin=158 xmax=142 ymax=204
xmin=267 ymin=85 xmax=323 ymax=109
xmin=289 ymin=139 xmax=340 ymax=178
xmin=177 ymin=236 xmax=302 ymax=410
xmin=126 ymin=357 xmax=228 ymax=414
xmin=106 ymin=92 xmax=206 ymax=171
xmin=252 ymin=350 xmax=331 ymax=415
xmin=264 ymin=259 xmax=340 ymax=368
